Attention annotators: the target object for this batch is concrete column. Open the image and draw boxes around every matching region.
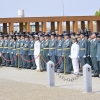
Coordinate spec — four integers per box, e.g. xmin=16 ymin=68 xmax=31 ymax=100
xmin=97 ymin=21 xmax=100 ymax=32
xmin=57 ymin=21 xmax=62 ymax=34
xmin=51 ymin=22 xmax=55 ymax=32
xmin=35 ymin=22 xmax=39 ymax=32
xmin=3 ymin=23 xmax=7 ymax=34
xmin=88 ymin=21 xmax=93 ymax=32
xmin=19 ymin=23 xmax=23 ymax=32
xmin=9 ymin=23 xmax=14 ymax=33
xmin=66 ymin=21 xmax=70 ymax=33
xmin=81 ymin=21 xmax=85 ymax=31
xmin=42 ymin=22 xmax=46 ymax=32
xmin=26 ymin=22 xmax=30 ymax=32
xmin=73 ymin=21 xmax=78 ymax=33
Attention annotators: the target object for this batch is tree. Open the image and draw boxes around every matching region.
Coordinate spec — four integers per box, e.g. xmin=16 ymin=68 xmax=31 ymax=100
xmin=95 ymin=9 xmax=100 ymax=16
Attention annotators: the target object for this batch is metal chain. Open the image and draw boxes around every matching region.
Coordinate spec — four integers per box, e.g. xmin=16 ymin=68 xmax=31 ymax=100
xmin=53 ymin=67 xmax=81 ymax=82
xmin=55 ymin=72 xmax=81 ymax=82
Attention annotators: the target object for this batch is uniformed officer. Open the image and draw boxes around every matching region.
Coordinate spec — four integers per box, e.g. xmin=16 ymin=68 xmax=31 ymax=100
xmin=34 ymin=35 xmax=41 ymax=71
xmin=0 ymin=35 xmax=4 ymax=65
xmin=78 ymin=32 xmax=88 ymax=67
xmin=90 ymin=33 xmax=99 ymax=77
xmin=70 ymin=37 xmax=79 ymax=74
xmin=20 ymin=34 xmax=25 ymax=67
xmin=49 ymin=33 xmax=57 ymax=72
xmin=7 ymin=35 xmax=13 ymax=67
xmin=1 ymin=35 xmax=9 ymax=66
xmin=85 ymin=33 xmax=93 ymax=68
xmin=43 ymin=34 xmax=50 ymax=71
xmin=12 ymin=37 xmax=17 ymax=67
xmin=40 ymin=34 xmax=45 ymax=71
xmin=29 ymin=35 xmax=36 ymax=70
xmin=22 ymin=35 xmax=30 ymax=69
xmin=56 ymin=34 xmax=64 ymax=73
xmin=15 ymin=33 xmax=21 ymax=67
xmin=62 ymin=33 xmax=72 ymax=74
xmin=97 ymin=35 xmax=100 ymax=78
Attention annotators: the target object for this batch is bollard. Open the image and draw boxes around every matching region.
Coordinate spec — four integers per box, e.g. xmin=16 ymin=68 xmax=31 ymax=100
xmin=83 ymin=64 xmax=92 ymax=93
xmin=47 ymin=61 xmax=55 ymax=87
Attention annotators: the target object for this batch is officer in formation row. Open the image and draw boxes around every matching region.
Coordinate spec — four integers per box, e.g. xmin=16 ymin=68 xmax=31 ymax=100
xmin=0 ymin=31 xmax=100 ymax=78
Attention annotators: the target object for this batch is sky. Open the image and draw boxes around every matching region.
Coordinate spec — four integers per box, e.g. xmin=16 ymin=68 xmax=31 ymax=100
xmin=0 ymin=0 xmax=100 ymax=18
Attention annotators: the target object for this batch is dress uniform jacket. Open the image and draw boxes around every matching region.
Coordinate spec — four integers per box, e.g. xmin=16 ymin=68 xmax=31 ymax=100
xmin=62 ymin=39 xmax=72 ymax=73
xmin=16 ymin=40 xmax=21 ymax=54
xmin=29 ymin=40 xmax=36 ymax=69
xmin=49 ymin=39 xmax=57 ymax=56
xmin=97 ymin=43 xmax=100 ymax=61
xmin=22 ymin=40 xmax=30 ymax=69
xmin=40 ymin=40 xmax=45 ymax=70
xmin=43 ymin=39 xmax=50 ymax=70
xmin=20 ymin=40 xmax=25 ymax=54
xmin=2 ymin=40 xmax=9 ymax=53
xmin=56 ymin=39 xmax=64 ymax=72
xmin=78 ymin=39 xmax=87 ymax=57
xmin=90 ymin=39 xmax=99 ymax=76
xmin=12 ymin=42 xmax=17 ymax=67
xmin=97 ymin=43 xmax=100 ymax=74
xmin=70 ymin=42 xmax=79 ymax=74
xmin=49 ymin=39 xmax=57 ymax=71
xmin=57 ymin=39 xmax=64 ymax=56
xmin=43 ymin=39 xmax=50 ymax=56
xmin=6 ymin=40 xmax=13 ymax=66
xmin=78 ymin=38 xmax=88 ymax=67
xmin=86 ymin=40 xmax=92 ymax=68
xmin=0 ymin=39 xmax=4 ymax=53
xmin=2 ymin=40 xmax=9 ymax=66
xmin=20 ymin=39 xmax=25 ymax=67
xmin=0 ymin=39 xmax=4 ymax=65
xmin=34 ymin=40 xmax=41 ymax=71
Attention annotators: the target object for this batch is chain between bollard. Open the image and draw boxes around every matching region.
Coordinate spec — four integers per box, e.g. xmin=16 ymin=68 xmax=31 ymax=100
xmin=55 ymin=72 xmax=81 ymax=82
xmin=40 ymin=55 xmax=81 ymax=82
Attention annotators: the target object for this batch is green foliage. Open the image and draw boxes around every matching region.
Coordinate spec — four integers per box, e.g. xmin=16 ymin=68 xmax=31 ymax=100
xmin=95 ymin=9 xmax=100 ymax=16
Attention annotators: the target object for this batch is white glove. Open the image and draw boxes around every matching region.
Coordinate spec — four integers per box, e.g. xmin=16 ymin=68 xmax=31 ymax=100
xmin=83 ymin=56 xmax=86 ymax=58
xmin=11 ymin=52 xmax=13 ymax=54
xmin=78 ymin=56 xmax=80 ymax=58
xmin=96 ymin=56 xmax=98 ymax=57
xmin=48 ymin=54 xmax=49 ymax=56
xmin=7 ymin=52 xmax=8 ymax=53
xmin=87 ymin=55 xmax=90 ymax=57
xmin=69 ymin=55 xmax=71 ymax=58
xmin=90 ymin=55 xmax=91 ymax=57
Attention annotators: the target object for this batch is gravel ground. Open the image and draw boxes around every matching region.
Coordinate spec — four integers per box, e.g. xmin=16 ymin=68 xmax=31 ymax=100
xmin=0 ymin=79 xmax=100 ymax=100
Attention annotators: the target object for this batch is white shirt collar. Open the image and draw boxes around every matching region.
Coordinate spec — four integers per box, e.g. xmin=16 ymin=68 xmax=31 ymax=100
xmin=93 ymin=38 xmax=96 ymax=41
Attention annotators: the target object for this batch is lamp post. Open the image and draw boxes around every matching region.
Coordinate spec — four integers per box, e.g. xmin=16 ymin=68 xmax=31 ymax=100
xmin=62 ymin=0 xmax=64 ymax=16
xmin=62 ymin=0 xmax=65 ymax=32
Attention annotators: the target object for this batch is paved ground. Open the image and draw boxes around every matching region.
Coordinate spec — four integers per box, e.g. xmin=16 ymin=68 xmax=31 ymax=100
xmin=0 ymin=67 xmax=100 ymax=100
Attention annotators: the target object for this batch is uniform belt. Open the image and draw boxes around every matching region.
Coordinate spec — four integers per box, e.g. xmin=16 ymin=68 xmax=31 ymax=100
xmin=20 ymin=47 xmax=23 ymax=48
xmin=13 ymin=49 xmax=16 ymax=50
xmin=80 ymin=48 xmax=85 ymax=50
xmin=64 ymin=48 xmax=70 ymax=50
xmin=23 ymin=48 xmax=28 ymax=50
xmin=17 ymin=48 xmax=20 ymax=49
xmin=49 ymin=48 xmax=55 ymax=50
xmin=30 ymin=49 xmax=34 ymax=50
xmin=43 ymin=48 xmax=49 ymax=50
xmin=8 ymin=47 xmax=13 ymax=49
xmin=4 ymin=47 xmax=8 ymax=48
xmin=58 ymin=49 xmax=62 ymax=50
